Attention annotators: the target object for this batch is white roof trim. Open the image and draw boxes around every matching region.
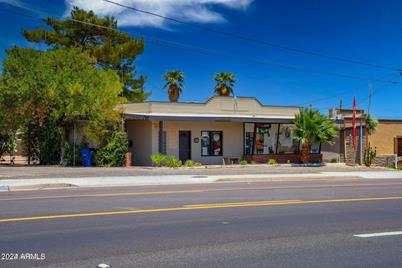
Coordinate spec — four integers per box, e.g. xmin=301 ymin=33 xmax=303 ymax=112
xmin=125 ymin=112 xmax=295 ymax=119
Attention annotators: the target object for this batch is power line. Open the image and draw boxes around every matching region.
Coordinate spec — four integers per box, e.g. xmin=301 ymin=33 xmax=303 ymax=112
xmin=4 ymin=7 xmax=400 ymax=85
xmin=144 ymin=37 xmax=399 ymax=84
xmin=102 ymin=0 xmax=401 ymax=72
xmin=70 ymin=18 xmax=401 ymax=84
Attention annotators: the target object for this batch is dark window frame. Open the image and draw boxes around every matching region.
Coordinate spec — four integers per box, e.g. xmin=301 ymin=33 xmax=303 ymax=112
xmin=243 ymin=122 xmax=307 ymax=156
xmin=200 ymin=131 xmax=223 ymax=157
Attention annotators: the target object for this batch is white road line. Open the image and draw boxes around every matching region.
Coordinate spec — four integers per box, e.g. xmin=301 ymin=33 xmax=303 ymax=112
xmin=354 ymin=231 xmax=402 ymax=238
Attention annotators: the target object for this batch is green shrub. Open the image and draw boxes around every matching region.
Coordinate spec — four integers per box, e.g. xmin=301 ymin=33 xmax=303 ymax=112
xmin=330 ymin=158 xmax=338 ymax=163
xmin=250 ymin=161 xmax=257 ymax=165
xmin=240 ymin=160 xmax=248 ymax=165
xmin=63 ymin=141 xmax=81 ymax=166
xmin=94 ymin=131 xmax=128 ymax=167
xmin=0 ymin=131 xmax=16 ymax=159
xmin=165 ymin=155 xmax=182 ymax=168
xmin=150 ymin=153 xmax=167 ymax=167
xmin=184 ymin=160 xmax=194 ymax=167
xmin=267 ymin=159 xmax=278 ymax=165
xmin=194 ymin=161 xmax=202 ymax=167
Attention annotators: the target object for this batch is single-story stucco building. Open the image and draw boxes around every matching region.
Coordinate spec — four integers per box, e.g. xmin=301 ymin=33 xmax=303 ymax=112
xmin=122 ymin=96 xmax=322 ymax=166
xmin=367 ymin=119 xmax=402 ymax=167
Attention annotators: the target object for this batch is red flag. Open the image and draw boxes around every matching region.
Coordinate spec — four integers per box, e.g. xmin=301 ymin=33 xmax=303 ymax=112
xmin=352 ymin=97 xmax=357 ymax=151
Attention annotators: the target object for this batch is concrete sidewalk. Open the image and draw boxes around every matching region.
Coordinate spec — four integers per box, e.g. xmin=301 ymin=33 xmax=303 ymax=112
xmin=1 ymin=170 xmax=402 ymax=191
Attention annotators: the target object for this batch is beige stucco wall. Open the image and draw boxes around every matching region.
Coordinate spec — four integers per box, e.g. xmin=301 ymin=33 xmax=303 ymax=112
xmin=122 ymin=96 xmax=299 ymax=118
xmin=162 ymin=121 xmax=243 ymax=165
xmin=126 ymin=119 xmax=244 ymax=165
xmin=126 ymin=120 xmax=154 ymax=166
xmin=368 ymin=121 xmax=402 ymax=155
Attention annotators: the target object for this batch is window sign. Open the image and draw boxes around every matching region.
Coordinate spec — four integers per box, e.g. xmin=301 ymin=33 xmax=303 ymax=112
xmin=310 ymin=144 xmax=320 ymax=153
xmin=201 ymin=131 xmax=223 ymax=156
xmin=277 ymin=124 xmax=299 ymax=154
xmin=254 ymin=124 xmax=278 ymax=155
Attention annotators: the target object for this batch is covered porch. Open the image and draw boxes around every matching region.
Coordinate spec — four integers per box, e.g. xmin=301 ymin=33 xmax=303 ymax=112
xmin=122 ymin=96 xmax=322 ymax=166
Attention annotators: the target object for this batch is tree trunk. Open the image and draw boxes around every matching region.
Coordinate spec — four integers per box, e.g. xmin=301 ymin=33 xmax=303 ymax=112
xmin=168 ymin=86 xmax=180 ymax=102
xmin=300 ymin=143 xmax=311 ymax=164
xmin=218 ymin=86 xmax=230 ymax=96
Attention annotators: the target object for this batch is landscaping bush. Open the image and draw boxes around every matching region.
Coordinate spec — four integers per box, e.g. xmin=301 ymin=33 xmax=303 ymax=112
xmin=250 ymin=161 xmax=257 ymax=165
xmin=0 ymin=131 xmax=16 ymax=160
xmin=330 ymin=158 xmax=338 ymax=163
xmin=150 ymin=153 xmax=167 ymax=167
xmin=184 ymin=160 xmax=194 ymax=167
xmin=240 ymin=160 xmax=248 ymax=165
xmin=194 ymin=161 xmax=202 ymax=167
xmin=267 ymin=159 xmax=278 ymax=165
xmin=94 ymin=131 xmax=128 ymax=167
xmin=63 ymin=141 xmax=81 ymax=166
xmin=165 ymin=155 xmax=182 ymax=168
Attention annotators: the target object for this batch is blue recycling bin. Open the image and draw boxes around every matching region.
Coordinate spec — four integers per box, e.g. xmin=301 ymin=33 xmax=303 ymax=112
xmin=81 ymin=148 xmax=94 ymax=167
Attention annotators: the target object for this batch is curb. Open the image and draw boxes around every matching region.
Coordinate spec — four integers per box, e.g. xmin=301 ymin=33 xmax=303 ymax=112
xmin=8 ymin=183 xmax=77 ymax=191
xmin=0 ymin=185 xmax=9 ymax=192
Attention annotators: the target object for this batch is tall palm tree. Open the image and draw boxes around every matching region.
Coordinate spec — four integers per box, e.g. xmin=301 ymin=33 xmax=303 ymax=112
xmin=163 ymin=70 xmax=184 ymax=102
xmin=214 ymin=72 xmax=235 ymax=96
xmin=294 ymin=107 xmax=338 ymax=163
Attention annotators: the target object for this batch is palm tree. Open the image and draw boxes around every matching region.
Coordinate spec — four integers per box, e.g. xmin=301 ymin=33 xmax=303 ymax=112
xmin=163 ymin=70 xmax=184 ymax=102
xmin=365 ymin=113 xmax=378 ymax=153
xmin=365 ymin=114 xmax=377 ymax=136
xmin=214 ymin=72 xmax=235 ymax=96
xmin=293 ymin=107 xmax=338 ymax=163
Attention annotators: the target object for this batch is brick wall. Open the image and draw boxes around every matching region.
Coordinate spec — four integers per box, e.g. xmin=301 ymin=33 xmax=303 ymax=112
xmin=244 ymin=154 xmax=322 ymax=164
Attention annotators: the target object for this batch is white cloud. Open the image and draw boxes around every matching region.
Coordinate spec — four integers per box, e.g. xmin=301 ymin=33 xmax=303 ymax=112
xmin=0 ymin=0 xmax=50 ymax=17
xmin=65 ymin=0 xmax=253 ymax=27
xmin=0 ymin=0 xmax=27 ymax=9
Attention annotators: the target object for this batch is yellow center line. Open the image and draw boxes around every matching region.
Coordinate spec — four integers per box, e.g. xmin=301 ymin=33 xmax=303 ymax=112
xmin=1 ymin=196 xmax=402 ymax=223
xmin=2 ymin=182 xmax=402 ymax=202
xmin=184 ymin=200 xmax=302 ymax=207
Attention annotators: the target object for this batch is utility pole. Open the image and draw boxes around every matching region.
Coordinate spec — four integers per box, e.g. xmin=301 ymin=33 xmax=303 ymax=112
xmin=339 ymin=99 xmax=343 ymax=110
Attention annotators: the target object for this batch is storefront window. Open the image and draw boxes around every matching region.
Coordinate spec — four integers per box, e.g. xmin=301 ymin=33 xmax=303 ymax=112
xmin=277 ymin=124 xmax=299 ymax=154
xmin=201 ymin=131 xmax=223 ymax=156
xmin=254 ymin=123 xmax=279 ymax=155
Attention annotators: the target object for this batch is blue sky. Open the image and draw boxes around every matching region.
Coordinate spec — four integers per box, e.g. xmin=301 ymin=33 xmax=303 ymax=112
xmin=1 ymin=0 xmax=402 ymax=118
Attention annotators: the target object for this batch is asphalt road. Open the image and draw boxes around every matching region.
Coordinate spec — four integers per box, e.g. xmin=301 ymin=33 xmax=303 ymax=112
xmin=1 ymin=178 xmax=402 ymax=267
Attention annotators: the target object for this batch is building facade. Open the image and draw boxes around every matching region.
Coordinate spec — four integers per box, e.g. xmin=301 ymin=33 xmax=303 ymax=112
xmin=123 ymin=96 xmax=322 ymax=166
xmin=322 ymin=108 xmax=367 ymax=165
xmin=368 ymin=119 xmax=402 ymax=167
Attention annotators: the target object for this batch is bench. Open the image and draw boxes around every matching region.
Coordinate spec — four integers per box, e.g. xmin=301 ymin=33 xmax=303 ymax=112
xmin=223 ymin=156 xmax=241 ymax=165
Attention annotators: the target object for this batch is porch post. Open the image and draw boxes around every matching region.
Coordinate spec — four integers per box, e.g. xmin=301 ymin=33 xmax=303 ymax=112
xmin=158 ymin=121 xmax=164 ymax=154
xmin=275 ymin=124 xmax=281 ymax=154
